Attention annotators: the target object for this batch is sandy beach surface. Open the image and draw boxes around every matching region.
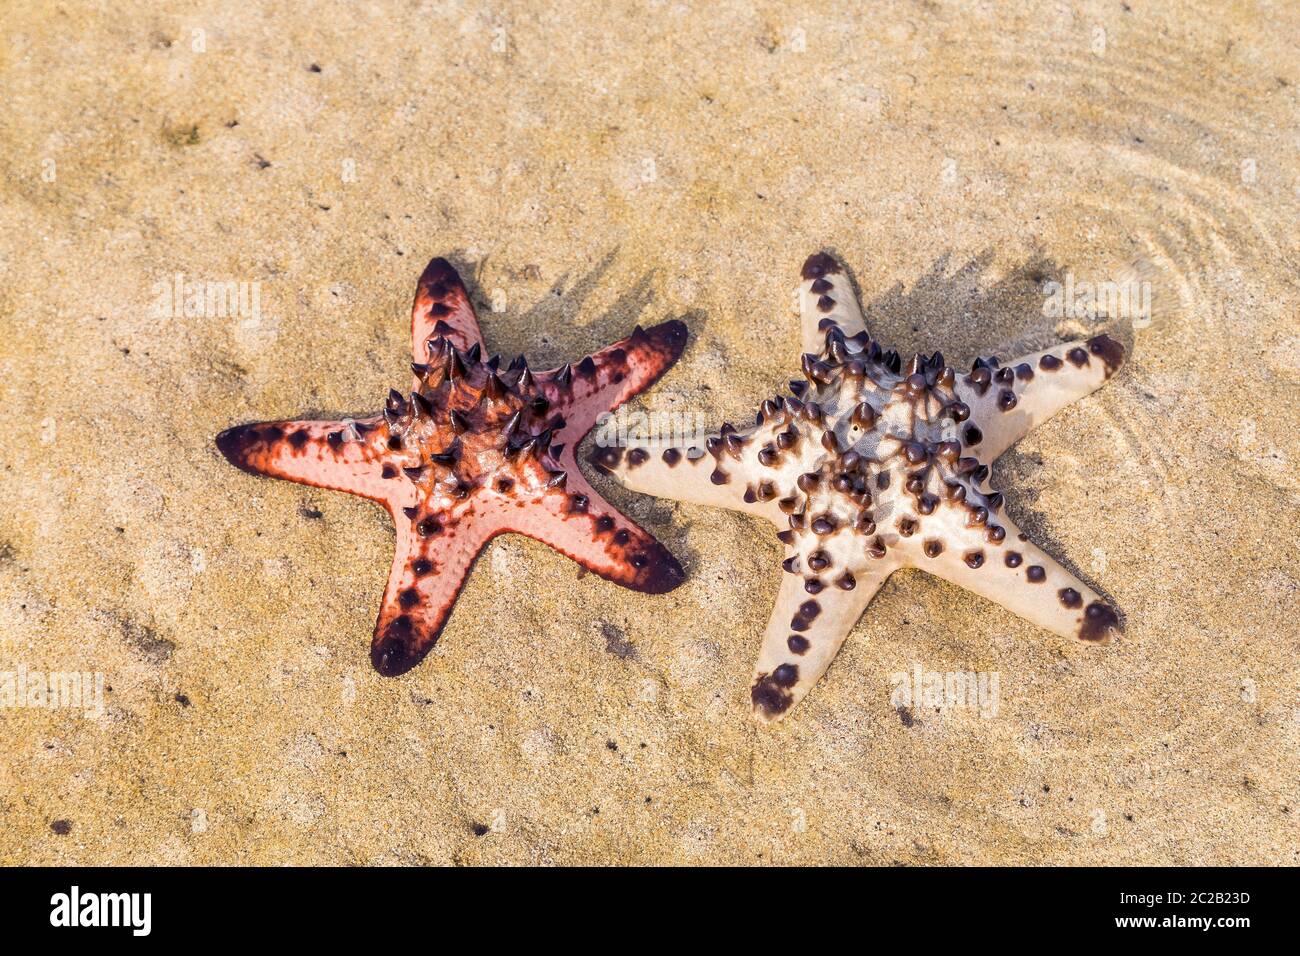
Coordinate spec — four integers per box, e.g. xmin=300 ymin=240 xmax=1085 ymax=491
xmin=1 ymin=0 xmax=1296 ymax=865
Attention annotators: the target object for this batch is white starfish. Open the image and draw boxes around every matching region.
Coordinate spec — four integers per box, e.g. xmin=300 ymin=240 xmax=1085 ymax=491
xmin=593 ymin=252 xmax=1126 ymax=723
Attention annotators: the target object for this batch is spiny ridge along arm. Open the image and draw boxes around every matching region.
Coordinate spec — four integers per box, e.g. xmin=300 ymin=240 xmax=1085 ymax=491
xmin=371 ymin=506 xmax=489 ymax=676
xmin=496 ymin=471 xmax=685 ymax=594
xmin=541 ymin=319 xmax=689 ymax=441
xmin=591 ymin=407 xmax=810 ymax=525
xmin=411 ymin=256 xmax=485 ymax=363
xmin=798 ymin=252 xmax=868 ymax=355
xmin=750 ymin=562 xmax=886 ymax=723
xmin=914 ymin=511 xmax=1122 ymax=646
xmin=955 ymin=335 xmax=1125 ymax=460
xmin=590 ymin=433 xmax=777 ymax=523
xmin=215 ymin=415 xmax=407 ymax=506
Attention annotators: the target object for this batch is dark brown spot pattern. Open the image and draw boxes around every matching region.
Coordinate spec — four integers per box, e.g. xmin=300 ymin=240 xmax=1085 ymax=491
xmin=1079 ymin=601 xmax=1120 ymax=641
xmin=1086 ymin=334 xmax=1125 ymax=377
xmin=581 ymin=251 xmax=1129 ymax=721
xmin=773 ymin=663 xmax=799 ymax=687
xmin=790 ymin=599 xmax=821 ymax=632
xmin=752 ymin=674 xmax=793 ymax=717
xmin=801 ymin=252 xmax=841 ymax=281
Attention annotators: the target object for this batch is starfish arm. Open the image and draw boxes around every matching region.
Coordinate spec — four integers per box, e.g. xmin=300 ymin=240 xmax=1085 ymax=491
xmin=540 ymin=319 xmax=689 ymax=442
xmin=214 ymin=415 xmax=410 ymax=506
xmin=590 ymin=399 xmax=831 ymax=526
xmin=955 ymin=334 xmax=1125 ymax=460
xmin=499 ymin=465 xmax=685 ymax=593
xmin=798 ymin=252 xmax=868 ymax=354
xmin=590 ymin=437 xmax=785 ymax=522
xmin=914 ymin=512 xmax=1122 ymax=645
xmin=371 ymin=507 xmax=489 ymax=676
xmin=750 ymin=561 xmax=889 ymax=723
xmin=411 ymin=257 xmax=485 ymax=361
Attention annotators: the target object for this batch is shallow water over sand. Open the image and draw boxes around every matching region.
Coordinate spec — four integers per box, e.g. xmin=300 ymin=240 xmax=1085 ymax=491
xmin=0 ymin=1 xmax=1296 ymax=864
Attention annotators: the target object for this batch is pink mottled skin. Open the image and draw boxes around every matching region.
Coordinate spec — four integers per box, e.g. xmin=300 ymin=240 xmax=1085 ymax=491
xmin=217 ymin=256 xmax=687 ymax=676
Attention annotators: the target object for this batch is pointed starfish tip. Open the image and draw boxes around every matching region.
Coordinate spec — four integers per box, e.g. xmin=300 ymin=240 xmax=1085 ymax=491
xmin=750 ymin=670 xmax=796 ymax=723
xmin=800 ymin=251 xmax=842 ymax=280
xmin=1085 ymin=333 xmax=1126 ymax=377
xmin=371 ymin=615 xmax=435 ymax=677
xmin=214 ymin=424 xmax=264 ymax=475
xmin=634 ymin=318 xmax=689 ymax=358
xmin=418 ymin=255 xmax=464 ymax=287
xmin=657 ymin=317 xmax=689 ymax=345
xmin=587 ymin=444 xmax=623 ymax=475
xmin=1079 ymin=601 xmax=1123 ymax=644
xmin=628 ymin=543 xmax=686 ymax=594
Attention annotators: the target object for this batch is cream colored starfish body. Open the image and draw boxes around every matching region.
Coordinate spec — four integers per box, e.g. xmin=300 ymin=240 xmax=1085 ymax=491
xmin=594 ymin=252 xmax=1125 ymax=723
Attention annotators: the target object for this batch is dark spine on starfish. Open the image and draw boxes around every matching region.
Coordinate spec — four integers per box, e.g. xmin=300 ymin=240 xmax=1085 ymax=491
xmin=1079 ymin=601 xmax=1122 ymax=641
xmin=373 ymin=613 xmax=428 ymax=676
xmin=1086 ymin=334 xmax=1125 ymax=377
xmin=385 ymin=389 xmax=409 ymax=422
xmin=751 ymin=668 xmax=797 ymax=719
xmin=801 ymin=252 xmax=842 ymax=280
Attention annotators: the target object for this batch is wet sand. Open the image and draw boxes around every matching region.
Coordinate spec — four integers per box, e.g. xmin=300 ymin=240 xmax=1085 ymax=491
xmin=1 ymin=1 xmax=1297 ymax=864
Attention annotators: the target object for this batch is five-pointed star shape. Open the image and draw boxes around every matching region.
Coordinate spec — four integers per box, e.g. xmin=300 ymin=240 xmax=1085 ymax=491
xmin=595 ymin=252 xmax=1125 ymax=722
xmin=217 ymin=256 xmax=687 ymax=675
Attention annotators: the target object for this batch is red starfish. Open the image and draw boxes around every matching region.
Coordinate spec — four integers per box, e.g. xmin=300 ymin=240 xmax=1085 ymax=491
xmin=216 ymin=257 xmax=687 ymax=675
